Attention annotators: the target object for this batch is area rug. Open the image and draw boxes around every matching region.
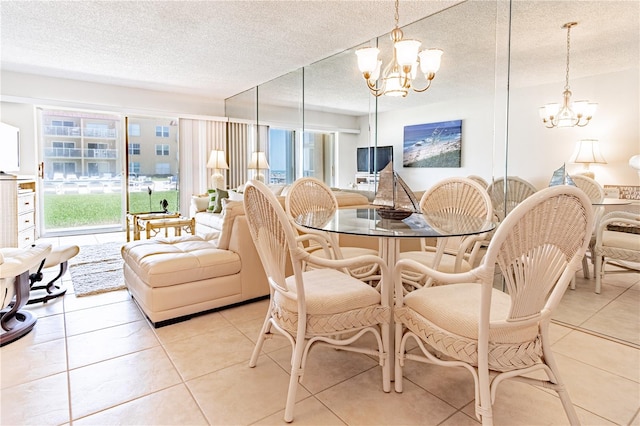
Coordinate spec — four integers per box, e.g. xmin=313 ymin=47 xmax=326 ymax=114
xmin=68 ymin=241 xmax=125 ymax=297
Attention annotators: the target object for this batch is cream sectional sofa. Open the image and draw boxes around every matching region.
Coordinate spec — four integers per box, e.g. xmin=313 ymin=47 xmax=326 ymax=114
xmin=122 ymin=198 xmax=269 ymax=326
xmin=189 ymin=186 xmax=373 ymax=237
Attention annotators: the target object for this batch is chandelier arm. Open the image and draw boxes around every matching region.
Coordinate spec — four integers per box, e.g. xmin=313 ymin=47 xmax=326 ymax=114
xmin=366 ymin=79 xmax=386 ymax=97
xmin=411 ymin=78 xmax=433 ymax=93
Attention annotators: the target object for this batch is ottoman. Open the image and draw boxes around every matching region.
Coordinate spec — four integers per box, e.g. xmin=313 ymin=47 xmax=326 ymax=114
xmin=122 ymin=235 xmax=246 ymax=326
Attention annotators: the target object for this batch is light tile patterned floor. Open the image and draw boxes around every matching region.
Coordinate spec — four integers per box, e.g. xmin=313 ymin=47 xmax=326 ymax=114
xmin=1 ymin=232 xmax=638 ymax=425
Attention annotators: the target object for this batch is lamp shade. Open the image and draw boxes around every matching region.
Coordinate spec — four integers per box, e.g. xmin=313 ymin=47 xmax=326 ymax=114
xmin=569 ymin=139 xmax=607 ymax=164
xmin=207 ymin=150 xmax=229 ymax=169
xmin=249 ymin=151 xmax=270 ymax=170
xmin=629 ymin=155 xmax=640 ymax=171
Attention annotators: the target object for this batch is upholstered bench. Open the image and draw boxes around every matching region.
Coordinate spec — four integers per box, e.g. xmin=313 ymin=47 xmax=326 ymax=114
xmin=122 ymin=235 xmax=267 ymax=327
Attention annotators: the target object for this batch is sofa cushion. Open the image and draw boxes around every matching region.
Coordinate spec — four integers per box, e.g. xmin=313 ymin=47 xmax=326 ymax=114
xmin=192 ymin=195 xmax=209 ymax=213
xmin=121 ymin=236 xmax=241 ymax=288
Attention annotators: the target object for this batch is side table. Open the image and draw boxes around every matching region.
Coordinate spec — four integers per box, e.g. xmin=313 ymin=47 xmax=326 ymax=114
xmin=126 ymin=212 xmax=180 ymax=241
xmin=139 ymin=216 xmax=196 ymax=239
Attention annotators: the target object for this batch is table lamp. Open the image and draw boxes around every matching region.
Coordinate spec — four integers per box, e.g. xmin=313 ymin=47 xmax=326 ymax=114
xmin=569 ymin=139 xmax=606 ymax=179
xmin=207 ymin=150 xmax=229 ymax=189
xmin=249 ymin=151 xmax=270 ymax=182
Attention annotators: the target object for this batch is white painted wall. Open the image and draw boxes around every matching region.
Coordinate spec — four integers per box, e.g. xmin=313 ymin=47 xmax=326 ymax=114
xmin=353 ymin=68 xmax=639 ymax=193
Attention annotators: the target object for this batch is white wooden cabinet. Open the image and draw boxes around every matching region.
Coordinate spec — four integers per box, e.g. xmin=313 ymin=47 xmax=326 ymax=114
xmin=0 ymin=177 xmax=37 ymax=248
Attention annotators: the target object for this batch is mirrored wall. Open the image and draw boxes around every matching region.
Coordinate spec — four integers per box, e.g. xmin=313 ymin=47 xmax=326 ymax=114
xmin=225 ymin=1 xmax=639 ymax=344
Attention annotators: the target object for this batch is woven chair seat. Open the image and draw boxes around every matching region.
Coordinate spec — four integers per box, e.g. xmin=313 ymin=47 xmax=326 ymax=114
xmin=396 ymin=283 xmax=541 ymax=372
xmin=602 ymin=230 xmax=640 ymax=252
xmin=276 ymin=268 xmax=382 ymax=315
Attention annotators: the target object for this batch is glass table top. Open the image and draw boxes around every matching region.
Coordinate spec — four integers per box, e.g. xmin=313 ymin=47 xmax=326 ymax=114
xmin=294 ymin=207 xmax=495 ymax=238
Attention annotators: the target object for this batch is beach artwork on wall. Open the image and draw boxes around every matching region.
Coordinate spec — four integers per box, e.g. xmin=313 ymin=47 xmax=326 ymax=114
xmin=402 ymin=120 xmax=462 ymax=168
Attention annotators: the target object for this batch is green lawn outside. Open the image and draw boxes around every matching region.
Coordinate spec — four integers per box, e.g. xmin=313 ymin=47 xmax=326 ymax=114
xmin=44 ymin=190 xmax=180 ymax=229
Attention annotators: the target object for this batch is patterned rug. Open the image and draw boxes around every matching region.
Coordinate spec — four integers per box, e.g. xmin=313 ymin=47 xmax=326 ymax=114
xmin=68 ymin=242 xmax=125 ymax=297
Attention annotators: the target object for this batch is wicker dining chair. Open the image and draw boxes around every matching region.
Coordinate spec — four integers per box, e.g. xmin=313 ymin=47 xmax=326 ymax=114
xmin=244 ymin=180 xmax=391 ymax=423
xmin=486 ymin=176 xmax=537 ymax=222
xmin=285 ymin=177 xmax=380 ymax=282
xmin=398 ymin=177 xmax=493 ymax=292
xmin=393 ymin=185 xmax=592 ymax=425
xmin=569 ymin=174 xmax=605 ymax=287
xmin=594 ymin=211 xmax=640 ymax=294
xmin=467 ymin=174 xmax=489 ymax=189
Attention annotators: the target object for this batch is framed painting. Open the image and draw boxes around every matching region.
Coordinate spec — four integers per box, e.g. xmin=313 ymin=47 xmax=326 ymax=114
xmin=402 ymin=120 xmax=462 ymax=168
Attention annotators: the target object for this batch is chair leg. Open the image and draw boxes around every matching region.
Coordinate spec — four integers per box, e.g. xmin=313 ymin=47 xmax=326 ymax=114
xmin=477 ymin=367 xmax=493 ymax=425
xmin=594 ymin=254 xmax=603 ymax=294
xmin=543 ymin=348 xmax=580 ymax=425
xmin=249 ymin=312 xmax=273 ymax=367
xmin=381 ymin=321 xmax=391 ymax=393
xmin=394 ymin=322 xmax=404 ymax=393
xmin=284 ymin=341 xmax=306 ymax=423
xmin=581 ymin=255 xmax=590 ymax=279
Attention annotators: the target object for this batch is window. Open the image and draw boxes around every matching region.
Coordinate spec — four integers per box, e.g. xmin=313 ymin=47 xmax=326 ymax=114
xmin=52 ymin=120 xmax=75 ymax=127
xmin=128 ymin=124 xmax=141 ymax=136
xmin=155 ymin=162 xmax=171 ymax=174
xmin=155 ymin=144 xmax=169 ymax=156
xmin=155 ymin=126 xmax=169 ymax=137
xmin=128 ymin=143 xmax=141 ymax=155
xmin=129 ymin=162 xmax=141 ymax=175
xmin=52 ymin=141 xmax=75 ymax=149
xmin=267 ymin=128 xmax=335 ymax=186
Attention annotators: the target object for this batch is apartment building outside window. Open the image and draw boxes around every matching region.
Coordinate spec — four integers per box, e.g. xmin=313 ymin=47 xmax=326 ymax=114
xmin=155 ymin=126 xmax=169 ymax=137
xmin=128 ymin=124 xmax=141 ymax=136
xmin=129 ymin=162 xmax=141 ymax=175
xmin=129 ymin=143 xmax=141 ymax=155
xmin=155 ymin=144 xmax=169 ymax=156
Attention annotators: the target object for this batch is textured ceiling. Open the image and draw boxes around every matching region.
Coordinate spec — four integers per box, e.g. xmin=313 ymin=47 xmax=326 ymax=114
xmin=1 ymin=1 xmax=638 ymax=115
xmin=0 ymin=0 xmax=458 ymax=100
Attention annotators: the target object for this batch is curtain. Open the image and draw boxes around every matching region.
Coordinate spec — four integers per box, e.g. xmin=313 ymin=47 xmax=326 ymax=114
xmin=228 ymin=122 xmax=249 ymax=188
xmin=179 ymin=119 xmax=227 ymax=212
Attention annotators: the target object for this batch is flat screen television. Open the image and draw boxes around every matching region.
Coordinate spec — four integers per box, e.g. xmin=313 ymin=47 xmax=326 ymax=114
xmin=0 ymin=122 xmax=20 ymax=176
xmin=357 ymin=146 xmax=393 ymax=173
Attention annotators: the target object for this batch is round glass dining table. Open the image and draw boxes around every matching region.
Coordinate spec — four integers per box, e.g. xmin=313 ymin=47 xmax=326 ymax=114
xmin=294 ymin=207 xmax=496 ymax=380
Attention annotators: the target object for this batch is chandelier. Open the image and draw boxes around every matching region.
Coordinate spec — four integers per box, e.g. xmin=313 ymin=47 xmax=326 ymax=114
xmin=539 ymin=22 xmax=597 ymax=128
xmin=355 ymin=0 xmax=443 ymax=97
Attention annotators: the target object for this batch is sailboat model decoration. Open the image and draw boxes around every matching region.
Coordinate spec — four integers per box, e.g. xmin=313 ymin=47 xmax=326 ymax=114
xmin=372 ymin=161 xmax=420 ymax=220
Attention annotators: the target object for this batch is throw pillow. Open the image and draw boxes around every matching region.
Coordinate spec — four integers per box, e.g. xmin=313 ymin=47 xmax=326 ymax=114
xmin=207 ymin=189 xmax=217 ymax=211
xmin=228 ymin=190 xmax=244 ymax=202
xmin=213 ymin=188 xmax=229 ymax=213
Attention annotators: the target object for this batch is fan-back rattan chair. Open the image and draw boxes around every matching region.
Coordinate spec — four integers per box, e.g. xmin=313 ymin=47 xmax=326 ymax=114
xmin=486 ymin=176 xmax=537 ymax=222
xmin=1 ymin=244 xmax=52 ymax=346
xmin=467 ymin=175 xmax=489 ymax=189
xmin=398 ymin=177 xmax=492 ymax=291
xmin=393 ymin=185 xmax=593 ymax=425
xmin=569 ymin=174 xmax=604 ymax=287
xmin=594 ymin=211 xmax=640 ymax=294
xmin=244 ymin=180 xmax=391 ymax=423
xmin=285 ymin=177 xmax=380 ymax=282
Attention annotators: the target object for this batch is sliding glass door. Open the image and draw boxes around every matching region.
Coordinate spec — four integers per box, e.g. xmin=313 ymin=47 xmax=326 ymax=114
xmin=38 ymin=108 xmax=125 ymax=236
xmin=37 ymin=110 xmax=180 ymax=236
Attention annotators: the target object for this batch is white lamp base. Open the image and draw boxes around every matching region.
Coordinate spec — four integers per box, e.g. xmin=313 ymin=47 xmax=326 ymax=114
xmin=211 ymin=171 xmax=224 ymax=190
